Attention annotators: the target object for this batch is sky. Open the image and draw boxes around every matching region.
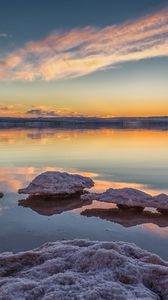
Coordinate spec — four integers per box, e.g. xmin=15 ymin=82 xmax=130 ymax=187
xmin=0 ymin=0 xmax=168 ymax=117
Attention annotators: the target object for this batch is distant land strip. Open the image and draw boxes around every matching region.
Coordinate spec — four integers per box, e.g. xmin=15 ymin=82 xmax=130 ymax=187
xmin=0 ymin=117 xmax=168 ymax=130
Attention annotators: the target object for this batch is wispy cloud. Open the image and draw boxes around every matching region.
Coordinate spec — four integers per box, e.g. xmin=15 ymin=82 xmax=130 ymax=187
xmin=0 ymin=33 xmax=9 ymax=38
xmin=26 ymin=108 xmax=60 ymax=117
xmin=25 ymin=106 xmax=88 ymax=118
xmin=0 ymin=8 xmax=168 ymax=81
xmin=0 ymin=104 xmax=107 ymax=118
xmin=0 ymin=105 xmax=14 ymax=111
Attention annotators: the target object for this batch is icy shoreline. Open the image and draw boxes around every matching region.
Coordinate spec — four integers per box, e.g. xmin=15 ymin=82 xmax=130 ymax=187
xmin=0 ymin=239 xmax=168 ymax=299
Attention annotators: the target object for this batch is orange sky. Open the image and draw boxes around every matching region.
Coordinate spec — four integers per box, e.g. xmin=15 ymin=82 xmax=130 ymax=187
xmin=0 ymin=7 xmax=168 ymax=117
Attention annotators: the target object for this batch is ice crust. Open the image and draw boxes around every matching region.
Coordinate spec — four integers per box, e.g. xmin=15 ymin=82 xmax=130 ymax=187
xmin=18 ymin=171 xmax=94 ymax=196
xmin=0 ymin=239 xmax=168 ymax=299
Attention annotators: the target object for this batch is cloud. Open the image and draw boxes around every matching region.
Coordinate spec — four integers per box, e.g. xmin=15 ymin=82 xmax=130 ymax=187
xmin=0 ymin=33 xmax=9 ymax=38
xmin=0 ymin=105 xmax=14 ymax=111
xmin=0 ymin=7 xmax=168 ymax=81
xmin=26 ymin=109 xmax=59 ymax=117
xmin=25 ymin=106 xmax=86 ymax=118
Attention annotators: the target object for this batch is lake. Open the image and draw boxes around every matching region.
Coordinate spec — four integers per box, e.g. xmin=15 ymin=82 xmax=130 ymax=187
xmin=0 ymin=128 xmax=168 ymax=259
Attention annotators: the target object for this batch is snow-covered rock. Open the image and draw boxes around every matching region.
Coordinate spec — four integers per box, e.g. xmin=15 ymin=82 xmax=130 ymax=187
xmin=18 ymin=195 xmax=92 ymax=216
xmin=0 ymin=239 xmax=168 ymax=299
xmin=18 ymin=171 xmax=94 ymax=196
xmin=81 ymin=188 xmax=168 ymax=213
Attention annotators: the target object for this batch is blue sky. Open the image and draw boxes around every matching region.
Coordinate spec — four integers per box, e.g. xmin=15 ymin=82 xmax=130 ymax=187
xmin=0 ymin=0 xmax=168 ymax=117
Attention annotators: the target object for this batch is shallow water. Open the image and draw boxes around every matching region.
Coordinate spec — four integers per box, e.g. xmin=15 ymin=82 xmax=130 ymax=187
xmin=0 ymin=128 xmax=168 ymax=259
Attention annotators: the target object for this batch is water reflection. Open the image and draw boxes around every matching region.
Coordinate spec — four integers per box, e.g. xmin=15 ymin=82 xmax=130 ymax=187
xmin=0 ymin=128 xmax=168 ymax=257
xmin=0 ymin=128 xmax=168 ymax=193
xmin=81 ymin=207 xmax=168 ymax=228
xmin=19 ymin=195 xmax=92 ymax=216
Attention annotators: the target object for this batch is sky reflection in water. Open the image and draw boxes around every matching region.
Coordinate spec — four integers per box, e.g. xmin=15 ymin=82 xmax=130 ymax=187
xmin=0 ymin=128 xmax=168 ymax=258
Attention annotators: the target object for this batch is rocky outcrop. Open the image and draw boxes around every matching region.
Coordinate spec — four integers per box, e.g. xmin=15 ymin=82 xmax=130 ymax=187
xmin=81 ymin=188 xmax=151 ymax=210
xmin=81 ymin=188 xmax=168 ymax=214
xmin=0 ymin=239 xmax=168 ymax=299
xmin=0 ymin=192 xmax=3 ymax=198
xmin=153 ymin=194 xmax=168 ymax=214
xmin=18 ymin=171 xmax=94 ymax=196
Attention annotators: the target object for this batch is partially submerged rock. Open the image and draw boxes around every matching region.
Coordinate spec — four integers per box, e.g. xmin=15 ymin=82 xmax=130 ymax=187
xmin=18 ymin=171 xmax=94 ymax=196
xmin=81 ymin=188 xmax=151 ymax=211
xmin=0 ymin=239 xmax=168 ymax=299
xmin=0 ymin=192 xmax=3 ymax=198
xmin=81 ymin=188 xmax=168 ymax=214
xmin=153 ymin=194 xmax=168 ymax=214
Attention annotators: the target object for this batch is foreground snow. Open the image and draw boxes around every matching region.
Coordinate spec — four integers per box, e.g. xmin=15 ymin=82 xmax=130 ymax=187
xmin=18 ymin=171 xmax=94 ymax=196
xmin=81 ymin=188 xmax=168 ymax=213
xmin=0 ymin=240 xmax=168 ymax=299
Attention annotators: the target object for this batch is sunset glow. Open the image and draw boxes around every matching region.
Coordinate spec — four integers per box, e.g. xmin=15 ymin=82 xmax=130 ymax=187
xmin=0 ymin=1 xmax=168 ymax=117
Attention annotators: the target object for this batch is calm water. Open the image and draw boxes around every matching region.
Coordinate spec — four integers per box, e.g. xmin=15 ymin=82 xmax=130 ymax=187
xmin=0 ymin=128 xmax=168 ymax=259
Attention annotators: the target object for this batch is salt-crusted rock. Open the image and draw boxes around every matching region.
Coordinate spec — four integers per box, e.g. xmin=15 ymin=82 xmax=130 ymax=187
xmin=18 ymin=171 xmax=94 ymax=196
xmin=0 ymin=192 xmax=3 ymax=198
xmin=18 ymin=195 xmax=92 ymax=216
xmin=81 ymin=208 xmax=168 ymax=228
xmin=0 ymin=239 xmax=168 ymax=299
xmin=81 ymin=188 xmax=168 ymax=213
xmin=81 ymin=188 xmax=151 ymax=209
xmin=153 ymin=194 xmax=168 ymax=214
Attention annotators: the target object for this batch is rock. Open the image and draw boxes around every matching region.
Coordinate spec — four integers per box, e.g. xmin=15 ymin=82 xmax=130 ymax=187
xmin=0 ymin=239 xmax=168 ymax=299
xmin=81 ymin=188 xmax=168 ymax=213
xmin=18 ymin=195 xmax=92 ymax=216
xmin=0 ymin=192 xmax=3 ymax=198
xmin=153 ymin=194 xmax=168 ymax=214
xmin=116 ymin=204 xmax=144 ymax=212
xmin=81 ymin=188 xmax=151 ymax=208
xmin=18 ymin=171 xmax=94 ymax=196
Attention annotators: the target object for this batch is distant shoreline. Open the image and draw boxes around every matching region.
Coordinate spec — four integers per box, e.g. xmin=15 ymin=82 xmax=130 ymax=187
xmin=0 ymin=116 xmax=168 ymax=129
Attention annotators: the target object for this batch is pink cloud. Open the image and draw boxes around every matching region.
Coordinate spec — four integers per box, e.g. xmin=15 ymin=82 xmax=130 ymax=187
xmin=0 ymin=8 xmax=168 ymax=81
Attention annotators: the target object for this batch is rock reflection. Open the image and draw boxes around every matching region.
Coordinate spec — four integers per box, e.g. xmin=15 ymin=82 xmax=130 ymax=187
xmin=81 ymin=207 xmax=168 ymax=228
xmin=18 ymin=195 xmax=92 ymax=216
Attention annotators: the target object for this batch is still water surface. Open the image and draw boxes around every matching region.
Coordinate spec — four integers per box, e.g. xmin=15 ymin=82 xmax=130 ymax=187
xmin=0 ymin=128 xmax=168 ymax=258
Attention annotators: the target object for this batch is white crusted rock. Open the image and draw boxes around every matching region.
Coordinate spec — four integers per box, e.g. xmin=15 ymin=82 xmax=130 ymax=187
xmin=0 ymin=239 xmax=168 ymax=299
xmin=81 ymin=188 xmax=168 ymax=213
xmin=18 ymin=171 xmax=94 ymax=196
xmin=153 ymin=194 xmax=168 ymax=214
xmin=81 ymin=188 xmax=151 ymax=208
